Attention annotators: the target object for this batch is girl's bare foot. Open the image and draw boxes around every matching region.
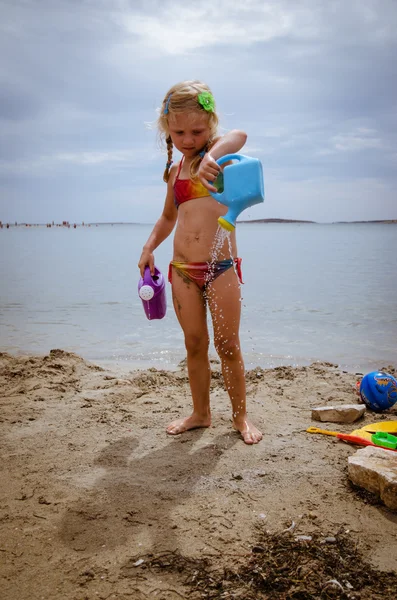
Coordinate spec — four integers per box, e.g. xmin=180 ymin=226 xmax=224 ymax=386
xmin=233 ymin=418 xmax=262 ymax=445
xmin=166 ymin=413 xmax=211 ymax=435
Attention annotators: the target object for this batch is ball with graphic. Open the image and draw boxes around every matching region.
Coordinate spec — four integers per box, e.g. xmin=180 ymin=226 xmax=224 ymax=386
xmin=359 ymin=371 xmax=397 ymax=412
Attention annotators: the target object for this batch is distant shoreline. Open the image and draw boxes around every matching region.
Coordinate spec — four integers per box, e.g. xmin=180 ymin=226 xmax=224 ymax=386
xmin=237 ymin=218 xmax=397 ymax=224
xmin=1 ymin=219 xmax=396 ymax=228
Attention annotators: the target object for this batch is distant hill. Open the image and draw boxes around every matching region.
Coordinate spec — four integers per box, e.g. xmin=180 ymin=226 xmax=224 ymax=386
xmin=238 ymin=218 xmax=397 ymax=224
xmin=334 ymin=220 xmax=397 ymax=224
xmin=238 ymin=218 xmax=316 ymax=224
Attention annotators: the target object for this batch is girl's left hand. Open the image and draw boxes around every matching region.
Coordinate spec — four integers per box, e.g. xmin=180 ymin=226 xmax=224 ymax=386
xmin=198 ymin=153 xmax=220 ymax=192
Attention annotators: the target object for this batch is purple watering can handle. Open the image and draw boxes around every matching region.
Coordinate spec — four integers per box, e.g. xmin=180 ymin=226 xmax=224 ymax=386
xmin=143 ymin=265 xmax=158 ymax=285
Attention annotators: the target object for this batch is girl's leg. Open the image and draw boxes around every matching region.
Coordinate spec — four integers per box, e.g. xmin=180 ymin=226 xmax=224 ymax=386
xmin=206 ymin=268 xmax=262 ymax=444
xmin=167 ymin=270 xmax=211 ymax=435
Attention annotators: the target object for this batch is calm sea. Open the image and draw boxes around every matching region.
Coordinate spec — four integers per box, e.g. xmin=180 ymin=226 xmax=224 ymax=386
xmin=1 ymin=223 xmax=396 ymax=373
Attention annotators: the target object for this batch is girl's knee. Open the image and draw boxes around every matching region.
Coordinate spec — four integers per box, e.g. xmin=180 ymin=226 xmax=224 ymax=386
xmin=185 ymin=333 xmax=209 ymax=357
xmin=215 ymin=338 xmax=241 ymax=361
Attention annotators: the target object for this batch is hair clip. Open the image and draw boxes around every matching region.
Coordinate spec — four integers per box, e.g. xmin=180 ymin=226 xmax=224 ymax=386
xmin=163 ymin=94 xmax=172 ymax=115
xmin=199 ymin=150 xmax=206 ymax=158
xmin=197 ymin=92 xmax=215 ymax=113
xmin=166 ymin=160 xmax=173 ymax=169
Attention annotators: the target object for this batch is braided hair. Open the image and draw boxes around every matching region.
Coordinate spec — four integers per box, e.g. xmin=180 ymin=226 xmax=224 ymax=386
xmin=163 ymin=136 xmax=174 ymax=183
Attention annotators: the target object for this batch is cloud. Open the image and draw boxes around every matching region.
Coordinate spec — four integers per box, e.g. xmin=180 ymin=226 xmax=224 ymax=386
xmin=329 ymin=130 xmax=384 ymax=152
xmin=0 ymin=147 xmax=157 ymax=176
xmin=118 ymin=2 xmax=293 ymax=54
xmin=55 ymin=150 xmax=140 ymax=166
xmin=116 ymin=0 xmax=397 ymax=54
xmin=257 ymin=174 xmax=397 ymax=223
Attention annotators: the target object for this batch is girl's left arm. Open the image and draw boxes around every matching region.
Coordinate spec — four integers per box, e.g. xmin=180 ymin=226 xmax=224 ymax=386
xmin=198 ymin=129 xmax=247 ymax=191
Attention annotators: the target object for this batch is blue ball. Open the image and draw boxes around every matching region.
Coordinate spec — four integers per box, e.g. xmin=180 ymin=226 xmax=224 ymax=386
xmin=359 ymin=371 xmax=397 ymax=412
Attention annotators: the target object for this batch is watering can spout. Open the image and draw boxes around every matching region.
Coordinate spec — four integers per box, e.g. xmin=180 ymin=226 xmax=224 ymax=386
xmin=209 ymin=154 xmax=265 ymax=230
xmin=217 ymin=216 xmax=236 ymax=231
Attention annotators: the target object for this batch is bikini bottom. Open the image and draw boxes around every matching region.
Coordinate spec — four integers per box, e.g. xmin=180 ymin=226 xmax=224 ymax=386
xmin=168 ymin=258 xmax=243 ymax=291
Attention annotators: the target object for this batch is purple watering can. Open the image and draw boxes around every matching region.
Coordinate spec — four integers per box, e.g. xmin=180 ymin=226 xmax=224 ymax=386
xmin=138 ymin=266 xmax=167 ymax=320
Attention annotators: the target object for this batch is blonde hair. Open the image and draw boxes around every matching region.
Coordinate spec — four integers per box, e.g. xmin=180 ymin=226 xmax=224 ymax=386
xmin=157 ymin=80 xmax=219 ymax=182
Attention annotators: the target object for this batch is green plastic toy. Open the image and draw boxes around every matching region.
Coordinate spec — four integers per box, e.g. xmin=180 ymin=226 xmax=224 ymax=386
xmin=371 ymin=431 xmax=397 ymax=449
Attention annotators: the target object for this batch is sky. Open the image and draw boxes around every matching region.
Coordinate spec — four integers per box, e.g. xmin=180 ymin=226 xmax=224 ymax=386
xmin=1 ymin=0 xmax=396 ymax=224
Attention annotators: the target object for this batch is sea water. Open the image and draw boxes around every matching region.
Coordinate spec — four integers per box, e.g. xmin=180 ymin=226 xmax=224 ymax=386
xmin=0 ymin=223 xmax=396 ymax=373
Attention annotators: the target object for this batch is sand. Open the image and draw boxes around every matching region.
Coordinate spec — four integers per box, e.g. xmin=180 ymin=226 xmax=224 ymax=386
xmin=1 ymin=349 xmax=396 ymax=599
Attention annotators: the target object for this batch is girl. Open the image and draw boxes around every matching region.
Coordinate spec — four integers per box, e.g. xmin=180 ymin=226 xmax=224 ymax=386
xmin=138 ymin=80 xmax=262 ymax=445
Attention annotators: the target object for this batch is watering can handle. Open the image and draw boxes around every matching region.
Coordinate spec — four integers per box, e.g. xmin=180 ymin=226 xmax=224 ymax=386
xmin=210 ymin=154 xmax=245 ymax=202
xmin=215 ymin=153 xmax=245 ymax=167
xmin=143 ymin=265 xmax=159 ymax=284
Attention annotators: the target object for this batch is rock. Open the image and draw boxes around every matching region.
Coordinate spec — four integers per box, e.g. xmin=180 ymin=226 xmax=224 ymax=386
xmin=348 ymin=446 xmax=397 ymax=510
xmin=311 ymin=404 xmax=366 ymax=423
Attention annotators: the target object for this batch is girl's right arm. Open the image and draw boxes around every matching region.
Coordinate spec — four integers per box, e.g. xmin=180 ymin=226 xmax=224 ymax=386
xmin=138 ymin=165 xmax=178 ymax=276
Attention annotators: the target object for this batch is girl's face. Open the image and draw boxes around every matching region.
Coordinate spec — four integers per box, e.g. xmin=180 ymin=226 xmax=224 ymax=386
xmin=168 ymin=111 xmax=211 ymax=158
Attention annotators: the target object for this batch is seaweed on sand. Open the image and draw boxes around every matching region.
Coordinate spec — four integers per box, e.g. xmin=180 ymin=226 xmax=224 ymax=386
xmin=125 ymin=528 xmax=397 ymax=599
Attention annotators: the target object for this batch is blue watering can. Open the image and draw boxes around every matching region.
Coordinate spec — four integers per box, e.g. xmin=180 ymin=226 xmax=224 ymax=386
xmin=209 ymin=154 xmax=265 ymax=231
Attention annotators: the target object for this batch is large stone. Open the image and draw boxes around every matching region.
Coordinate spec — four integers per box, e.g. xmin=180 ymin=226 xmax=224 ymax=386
xmin=311 ymin=404 xmax=366 ymax=423
xmin=348 ymin=446 xmax=397 ymax=510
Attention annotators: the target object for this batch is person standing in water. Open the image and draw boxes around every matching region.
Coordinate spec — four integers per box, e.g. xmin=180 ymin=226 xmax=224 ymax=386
xmin=138 ymin=80 xmax=262 ymax=444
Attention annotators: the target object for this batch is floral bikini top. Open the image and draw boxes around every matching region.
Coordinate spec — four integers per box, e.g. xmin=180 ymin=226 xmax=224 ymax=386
xmin=174 ymin=157 xmax=210 ymax=209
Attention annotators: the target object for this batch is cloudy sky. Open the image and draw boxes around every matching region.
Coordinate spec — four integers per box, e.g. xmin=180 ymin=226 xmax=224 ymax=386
xmin=1 ymin=0 xmax=396 ymax=224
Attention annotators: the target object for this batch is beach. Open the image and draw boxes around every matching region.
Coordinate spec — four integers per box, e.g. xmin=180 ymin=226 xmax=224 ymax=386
xmin=1 ymin=349 xmax=396 ymax=599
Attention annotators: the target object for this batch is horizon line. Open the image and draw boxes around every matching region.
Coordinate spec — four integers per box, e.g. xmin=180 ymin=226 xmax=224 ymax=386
xmin=1 ymin=219 xmax=397 ymax=227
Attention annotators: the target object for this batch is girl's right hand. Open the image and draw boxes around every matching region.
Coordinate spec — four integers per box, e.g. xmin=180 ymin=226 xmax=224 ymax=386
xmin=198 ymin=153 xmax=220 ymax=192
xmin=138 ymin=248 xmax=155 ymax=277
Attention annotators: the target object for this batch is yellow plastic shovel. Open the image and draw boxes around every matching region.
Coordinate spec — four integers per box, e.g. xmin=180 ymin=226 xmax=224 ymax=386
xmin=306 ymin=426 xmax=397 ymax=451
